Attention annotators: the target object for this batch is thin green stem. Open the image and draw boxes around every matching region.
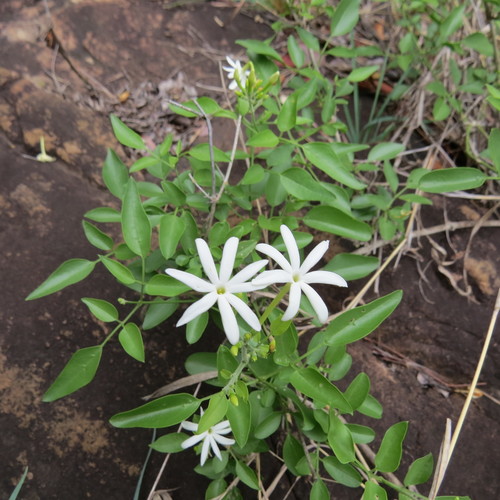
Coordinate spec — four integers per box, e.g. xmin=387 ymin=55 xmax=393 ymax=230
xmin=259 ymin=283 xmax=291 ymax=325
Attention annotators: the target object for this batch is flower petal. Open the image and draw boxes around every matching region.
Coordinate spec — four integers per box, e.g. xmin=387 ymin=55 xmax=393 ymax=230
xmin=225 ymin=293 xmax=261 ymax=331
xmin=299 ymin=240 xmax=329 ymax=274
xmin=212 ymin=434 xmax=235 ymax=446
xmin=302 ymin=270 xmax=348 ymax=288
xmin=180 ymin=421 xmax=198 ymax=432
xmin=227 ymin=282 xmax=263 ymax=294
xmin=181 ymin=433 xmax=206 ymax=450
xmin=255 ymin=244 xmax=293 ymax=274
xmin=196 ymin=238 xmax=219 ymax=284
xmin=280 ymin=225 xmax=301 ymax=272
xmin=219 ymin=237 xmax=239 ymax=283
xmin=208 ymin=434 xmax=222 ymax=461
xmin=229 ymin=259 xmax=268 ymax=285
xmin=218 ymin=296 xmax=240 ymax=345
xmin=212 ymin=420 xmax=232 ymax=433
xmin=200 ymin=435 xmax=211 ymax=466
xmin=177 ymin=292 xmax=217 ymax=326
xmin=301 ymin=282 xmax=329 ymax=323
xmin=282 ymin=282 xmax=302 ymax=321
xmin=252 ymin=269 xmax=292 ymax=286
xmin=165 ymin=268 xmax=213 ymax=293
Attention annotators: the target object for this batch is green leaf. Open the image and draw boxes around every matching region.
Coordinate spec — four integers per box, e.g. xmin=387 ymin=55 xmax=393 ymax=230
xmin=82 ymin=221 xmax=114 ymax=251
xmin=347 ymin=65 xmax=379 ymax=82
xmin=418 ymin=167 xmax=488 ymax=193
xmin=302 ymin=142 xmax=366 ymax=189
xmin=277 ymin=93 xmax=297 ymax=132
xmin=433 ymin=97 xmax=451 ymax=121
xmin=8 ymin=466 xmax=29 ymax=500
xmin=324 ymin=290 xmax=403 ymax=346
xmin=185 ymin=352 xmax=217 ymax=376
xmin=368 ymin=142 xmax=404 ymax=162
xmin=304 ymin=206 xmax=372 ymax=242
xmin=323 ymin=456 xmax=362 ymax=487
xmin=399 ymin=194 xmax=432 ymax=205
xmin=404 ymin=453 xmax=434 ymax=486
xmin=488 ymin=128 xmax=500 ymax=173
xmin=254 ymin=412 xmax=282 ymax=439
xmin=281 ymin=168 xmax=331 ymax=201
xmin=357 ymin=394 xmax=383 ymax=419
xmin=42 ymin=346 xmax=103 ymax=402
xmin=150 ymin=432 xmax=188 ymax=453
xmin=344 ymin=372 xmax=370 ymax=410
xmin=81 ymin=297 xmax=118 ymax=322
xmin=188 ymin=143 xmax=229 ymax=162
xmin=462 ymin=32 xmax=494 ymax=56
xmin=198 ymin=392 xmax=228 ymax=433
xmin=362 ymin=481 xmax=388 ymax=500
xmin=186 ymin=311 xmax=209 ymax=344
xmin=383 ymin=160 xmax=399 ymax=192
xmin=84 ymin=207 xmax=121 ymax=223
xmin=100 ymin=256 xmax=136 ymax=285
xmin=145 ymin=274 xmax=190 ymax=297
xmin=130 ymin=156 xmax=161 ymax=173
xmin=143 ymin=300 xmax=178 ymax=330
xmin=247 ymin=129 xmax=280 ymax=148
xmin=324 ymin=253 xmax=379 ymax=281
xmin=235 ymin=461 xmax=259 ymax=490
xmin=227 ymin=399 xmax=251 ymax=448
xmin=110 ymin=114 xmax=145 ymax=149
xmin=310 ymin=479 xmax=329 ymax=500
xmin=159 ymin=214 xmax=185 ymax=260
xmin=110 ymin=393 xmax=200 ymax=428
xmin=375 ymin=421 xmax=409 ymax=473
xmin=438 ymin=5 xmax=466 ymax=44
xmin=283 ymin=434 xmax=308 ymax=476
xmin=287 ymin=35 xmax=305 ymax=68
xmin=346 ymin=424 xmax=375 ymax=444
xmin=26 ymin=259 xmax=96 ymax=300
xmin=290 ymin=367 xmax=352 ymax=413
xmin=328 ymin=413 xmax=355 ymax=463
xmin=118 ymin=322 xmax=145 ymax=362
xmin=330 ymin=0 xmax=360 ymax=37
xmin=121 ymin=179 xmax=151 ymax=257
xmin=102 ymin=148 xmax=129 ymax=198
xmin=236 ymin=39 xmax=283 ymax=62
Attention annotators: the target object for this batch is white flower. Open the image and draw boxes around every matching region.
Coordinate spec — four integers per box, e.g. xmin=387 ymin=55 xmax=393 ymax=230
xmin=222 ymin=56 xmax=250 ymax=91
xmin=181 ymin=414 xmax=235 ymax=466
xmin=252 ymin=225 xmax=347 ymax=323
xmin=165 ymin=237 xmax=267 ymax=345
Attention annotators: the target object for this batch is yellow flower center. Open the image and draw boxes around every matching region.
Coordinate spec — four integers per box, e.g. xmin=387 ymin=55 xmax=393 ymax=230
xmin=217 ymin=286 xmax=226 ymax=295
xmin=292 ymin=273 xmax=300 ymax=282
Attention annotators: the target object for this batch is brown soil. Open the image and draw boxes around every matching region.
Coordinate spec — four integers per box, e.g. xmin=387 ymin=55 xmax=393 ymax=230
xmin=1 ymin=1 xmax=499 ymax=499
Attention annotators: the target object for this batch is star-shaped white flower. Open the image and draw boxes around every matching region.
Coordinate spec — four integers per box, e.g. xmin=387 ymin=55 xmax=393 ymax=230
xmin=222 ymin=56 xmax=250 ymax=91
xmin=181 ymin=414 xmax=235 ymax=466
xmin=165 ymin=237 xmax=267 ymax=345
xmin=252 ymin=225 xmax=347 ymax=323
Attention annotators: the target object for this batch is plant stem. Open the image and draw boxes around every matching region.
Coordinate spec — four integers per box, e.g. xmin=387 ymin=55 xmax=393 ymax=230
xmin=259 ymin=283 xmax=291 ymax=325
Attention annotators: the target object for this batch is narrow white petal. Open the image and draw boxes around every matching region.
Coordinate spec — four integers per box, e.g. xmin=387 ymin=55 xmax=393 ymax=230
xmin=219 ymin=237 xmax=239 ymax=283
xmin=282 ymin=282 xmax=302 ymax=321
xmin=200 ymin=435 xmax=211 ymax=466
xmin=218 ymin=296 xmax=240 ymax=345
xmin=213 ymin=434 xmax=235 ymax=446
xmin=181 ymin=433 xmax=206 ymax=450
xmin=227 ymin=282 xmax=264 ymax=294
xmin=225 ymin=293 xmax=261 ymax=331
xmin=229 ymin=259 xmax=268 ymax=285
xmin=180 ymin=421 xmax=198 ymax=432
xmin=228 ymin=80 xmax=238 ymax=90
xmin=177 ymin=292 xmax=217 ymax=326
xmin=252 ymin=269 xmax=292 ymax=286
xmin=280 ymin=225 xmax=301 ymax=272
xmin=302 ymin=270 xmax=348 ymax=288
xmin=165 ymin=268 xmax=213 ymax=293
xmin=301 ymin=282 xmax=329 ymax=323
xmin=255 ymin=243 xmax=293 ymax=273
xmin=299 ymin=240 xmax=329 ymax=274
xmin=209 ymin=435 xmax=222 ymax=461
xmin=196 ymin=238 xmax=219 ymax=284
xmin=225 ymin=56 xmax=236 ymax=68
xmin=212 ymin=420 xmax=232 ymax=433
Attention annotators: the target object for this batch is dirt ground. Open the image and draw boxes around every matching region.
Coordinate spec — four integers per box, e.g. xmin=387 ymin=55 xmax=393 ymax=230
xmin=1 ymin=1 xmax=499 ymax=499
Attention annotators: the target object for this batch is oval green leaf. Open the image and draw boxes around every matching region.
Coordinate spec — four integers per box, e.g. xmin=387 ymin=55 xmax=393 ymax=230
xmin=26 ymin=259 xmax=96 ymax=301
xmin=82 ymin=221 xmax=114 ymax=251
xmin=118 ymin=322 xmax=145 ymax=362
xmin=323 ymin=456 xmax=362 ymax=487
xmin=328 ymin=414 xmax=355 ymax=464
xmin=81 ymin=297 xmax=118 ymax=322
xmin=42 ymin=345 xmax=103 ymax=402
xmin=99 ymin=256 xmax=136 ymax=285
xmin=110 ymin=114 xmax=145 ymax=150
xmin=330 ymin=0 xmax=360 ymax=37
xmin=235 ymin=461 xmax=259 ymax=490
xmin=198 ymin=392 xmax=228 ymax=433
xmin=159 ymin=214 xmax=185 ymax=260
xmin=367 ymin=142 xmax=404 ymax=162
xmin=404 ymin=453 xmax=434 ymax=486
xmin=102 ymin=148 xmax=129 ymax=198
xmin=277 ymin=93 xmax=297 ymax=132
xmin=110 ymin=393 xmax=200 ymax=428
xmin=325 ymin=290 xmax=403 ymax=346
xmin=150 ymin=432 xmax=188 ymax=453
xmin=324 ymin=253 xmax=379 ymax=281
xmin=375 ymin=421 xmax=409 ymax=473
xmin=143 ymin=300 xmax=178 ymax=330
xmin=186 ymin=311 xmax=209 ymax=344
xmin=227 ymin=399 xmax=251 ymax=448
xmin=145 ymin=274 xmax=191 ymax=297
xmin=418 ymin=167 xmax=488 ymax=193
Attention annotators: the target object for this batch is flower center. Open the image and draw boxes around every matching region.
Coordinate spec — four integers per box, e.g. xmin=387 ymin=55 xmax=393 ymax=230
xmin=292 ymin=273 xmax=300 ymax=282
xmin=217 ymin=286 xmax=226 ymax=295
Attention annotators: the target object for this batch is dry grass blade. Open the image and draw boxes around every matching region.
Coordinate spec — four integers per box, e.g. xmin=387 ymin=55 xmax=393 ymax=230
xmin=142 ymin=371 xmax=218 ymax=401
xmin=429 ymin=288 xmax=500 ymax=498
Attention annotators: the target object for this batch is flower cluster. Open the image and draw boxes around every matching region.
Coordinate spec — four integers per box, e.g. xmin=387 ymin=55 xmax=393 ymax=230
xmin=165 ymin=225 xmax=347 ymax=345
xmin=222 ymin=56 xmax=250 ymax=91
